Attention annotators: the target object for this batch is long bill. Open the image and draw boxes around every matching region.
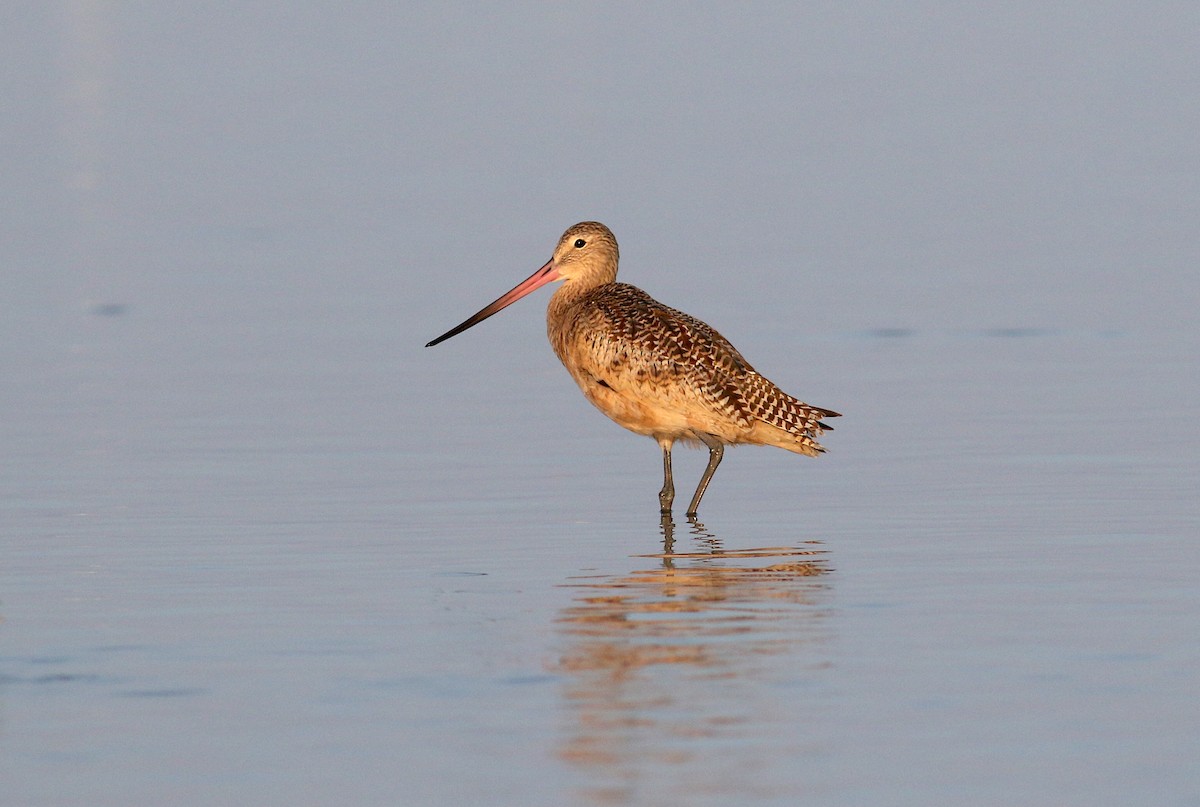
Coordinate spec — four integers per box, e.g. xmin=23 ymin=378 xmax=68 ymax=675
xmin=425 ymin=259 xmax=560 ymax=347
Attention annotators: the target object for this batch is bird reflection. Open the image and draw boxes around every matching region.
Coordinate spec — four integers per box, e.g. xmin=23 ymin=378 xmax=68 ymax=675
xmin=658 ymin=513 xmax=722 ymax=562
xmin=554 ymin=516 xmax=833 ymax=803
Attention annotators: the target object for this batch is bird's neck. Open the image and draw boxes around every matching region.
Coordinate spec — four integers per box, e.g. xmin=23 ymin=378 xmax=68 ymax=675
xmin=546 ymin=274 xmax=614 ymax=348
xmin=547 ymin=277 xmax=590 ymax=322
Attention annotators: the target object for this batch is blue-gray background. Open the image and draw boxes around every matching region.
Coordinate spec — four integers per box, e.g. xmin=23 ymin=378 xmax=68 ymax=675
xmin=3 ymin=4 xmax=1198 ymax=806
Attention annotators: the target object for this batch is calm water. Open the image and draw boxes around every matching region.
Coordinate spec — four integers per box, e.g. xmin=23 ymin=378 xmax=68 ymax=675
xmin=4 ymin=5 xmax=1199 ymax=806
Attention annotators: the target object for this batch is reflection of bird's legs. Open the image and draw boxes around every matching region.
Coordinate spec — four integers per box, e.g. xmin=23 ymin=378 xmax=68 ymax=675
xmin=687 ymin=434 xmax=725 ymax=516
xmin=686 ymin=514 xmax=721 ymax=554
xmin=659 ymin=512 xmax=676 ymax=567
xmin=658 ymin=438 xmax=675 ymax=513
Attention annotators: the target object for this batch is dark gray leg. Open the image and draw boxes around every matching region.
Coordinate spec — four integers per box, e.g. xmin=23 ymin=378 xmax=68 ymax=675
xmin=658 ymin=439 xmax=675 ymax=513
xmin=686 ymin=435 xmax=725 ymax=516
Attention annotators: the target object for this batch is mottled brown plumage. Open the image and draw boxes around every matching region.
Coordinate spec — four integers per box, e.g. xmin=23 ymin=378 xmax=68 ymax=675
xmin=550 ymin=281 xmax=837 ymax=455
xmin=427 ymin=221 xmax=840 ymax=514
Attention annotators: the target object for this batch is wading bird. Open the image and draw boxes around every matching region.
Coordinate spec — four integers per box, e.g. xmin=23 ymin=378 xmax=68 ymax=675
xmin=426 ymin=222 xmax=839 ymax=515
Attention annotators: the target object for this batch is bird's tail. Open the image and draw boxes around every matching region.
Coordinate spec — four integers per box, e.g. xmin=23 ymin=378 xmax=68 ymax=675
xmin=794 ymin=405 xmax=839 ymax=456
xmin=741 ymin=373 xmax=840 ymax=456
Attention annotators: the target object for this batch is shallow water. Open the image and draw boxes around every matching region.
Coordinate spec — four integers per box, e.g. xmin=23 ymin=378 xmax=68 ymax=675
xmin=6 ymin=318 xmax=1197 ymax=806
xmin=4 ymin=5 xmax=1200 ymax=807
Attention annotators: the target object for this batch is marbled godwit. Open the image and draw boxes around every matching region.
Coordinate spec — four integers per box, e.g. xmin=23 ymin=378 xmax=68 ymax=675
xmin=426 ymin=222 xmax=839 ymax=514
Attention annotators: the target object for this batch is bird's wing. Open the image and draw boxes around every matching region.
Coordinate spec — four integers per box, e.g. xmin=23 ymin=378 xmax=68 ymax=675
xmin=569 ymin=284 xmax=835 ymax=439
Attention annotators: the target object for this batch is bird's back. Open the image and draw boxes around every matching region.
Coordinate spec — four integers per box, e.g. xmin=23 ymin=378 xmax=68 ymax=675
xmin=548 ymin=282 xmax=838 ymax=454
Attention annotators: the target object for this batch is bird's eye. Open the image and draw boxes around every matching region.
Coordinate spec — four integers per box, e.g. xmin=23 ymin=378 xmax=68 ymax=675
xmin=574 ymin=239 xmax=586 ymax=249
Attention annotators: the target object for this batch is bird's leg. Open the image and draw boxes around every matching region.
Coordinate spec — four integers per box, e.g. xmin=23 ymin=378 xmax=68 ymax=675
xmin=658 ymin=439 xmax=675 ymax=513
xmin=686 ymin=435 xmax=725 ymax=516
